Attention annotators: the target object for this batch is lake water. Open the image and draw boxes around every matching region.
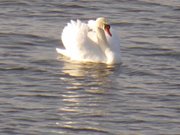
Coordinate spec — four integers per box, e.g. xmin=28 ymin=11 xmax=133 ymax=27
xmin=0 ymin=0 xmax=180 ymax=135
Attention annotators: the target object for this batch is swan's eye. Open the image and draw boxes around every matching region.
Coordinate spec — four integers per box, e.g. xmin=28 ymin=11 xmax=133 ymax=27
xmin=104 ymin=24 xmax=110 ymax=30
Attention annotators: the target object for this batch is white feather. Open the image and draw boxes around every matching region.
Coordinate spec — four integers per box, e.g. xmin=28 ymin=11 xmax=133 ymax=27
xmin=57 ymin=18 xmax=121 ymax=64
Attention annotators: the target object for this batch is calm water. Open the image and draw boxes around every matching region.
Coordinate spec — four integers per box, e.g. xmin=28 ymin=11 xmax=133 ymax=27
xmin=0 ymin=0 xmax=180 ymax=135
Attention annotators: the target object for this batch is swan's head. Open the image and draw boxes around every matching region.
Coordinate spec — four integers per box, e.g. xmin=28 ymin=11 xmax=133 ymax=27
xmin=96 ymin=17 xmax=112 ymax=37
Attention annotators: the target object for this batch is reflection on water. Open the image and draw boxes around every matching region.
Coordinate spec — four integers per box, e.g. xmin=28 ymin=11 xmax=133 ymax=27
xmin=59 ymin=58 xmax=123 ymax=94
xmin=60 ymin=58 xmax=122 ymax=77
xmin=57 ymin=89 xmax=109 ymax=133
xmin=56 ymin=59 xmax=123 ymax=134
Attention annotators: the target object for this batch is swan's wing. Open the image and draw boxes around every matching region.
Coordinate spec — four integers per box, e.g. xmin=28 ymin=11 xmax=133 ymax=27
xmin=61 ymin=20 xmax=88 ymax=51
xmin=60 ymin=20 xmax=89 ymax=59
xmin=87 ymin=20 xmax=96 ymax=31
xmin=87 ymin=20 xmax=99 ymax=44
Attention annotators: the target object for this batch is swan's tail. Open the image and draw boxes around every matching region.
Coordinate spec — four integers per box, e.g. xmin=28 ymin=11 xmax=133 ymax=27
xmin=56 ymin=48 xmax=69 ymax=58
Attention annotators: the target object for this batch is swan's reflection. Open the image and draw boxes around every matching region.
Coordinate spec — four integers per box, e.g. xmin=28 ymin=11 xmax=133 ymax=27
xmin=56 ymin=60 xmax=122 ymax=134
xmin=61 ymin=60 xmax=121 ymax=78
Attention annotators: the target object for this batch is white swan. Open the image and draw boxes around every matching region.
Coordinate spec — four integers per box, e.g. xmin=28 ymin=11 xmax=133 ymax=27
xmin=56 ymin=17 xmax=121 ymax=64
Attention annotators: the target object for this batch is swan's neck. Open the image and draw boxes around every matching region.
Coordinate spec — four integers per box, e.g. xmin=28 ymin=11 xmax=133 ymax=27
xmin=96 ymin=28 xmax=117 ymax=64
xmin=96 ymin=28 xmax=109 ymax=50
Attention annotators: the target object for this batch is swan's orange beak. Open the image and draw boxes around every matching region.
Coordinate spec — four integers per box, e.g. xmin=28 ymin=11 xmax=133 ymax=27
xmin=104 ymin=24 xmax=112 ymax=37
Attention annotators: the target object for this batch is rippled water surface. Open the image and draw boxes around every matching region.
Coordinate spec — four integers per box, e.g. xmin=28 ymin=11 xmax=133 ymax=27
xmin=0 ymin=0 xmax=180 ymax=135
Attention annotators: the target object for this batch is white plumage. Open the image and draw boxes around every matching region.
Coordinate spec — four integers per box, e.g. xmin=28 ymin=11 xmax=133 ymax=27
xmin=56 ymin=17 xmax=121 ymax=64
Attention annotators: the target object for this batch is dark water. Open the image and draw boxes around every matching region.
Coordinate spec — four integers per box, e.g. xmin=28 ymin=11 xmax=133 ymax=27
xmin=0 ymin=0 xmax=180 ymax=135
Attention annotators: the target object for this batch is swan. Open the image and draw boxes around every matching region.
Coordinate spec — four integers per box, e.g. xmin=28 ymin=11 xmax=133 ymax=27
xmin=56 ymin=17 xmax=121 ymax=64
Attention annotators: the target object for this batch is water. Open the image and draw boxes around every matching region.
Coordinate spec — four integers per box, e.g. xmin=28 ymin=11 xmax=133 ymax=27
xmin=0 ymin=0 xmax=180 ymax=134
